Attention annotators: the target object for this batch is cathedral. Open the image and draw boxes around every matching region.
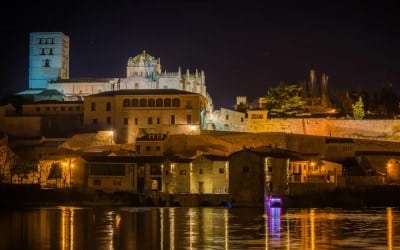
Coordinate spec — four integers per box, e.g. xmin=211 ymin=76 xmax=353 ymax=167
xmin=21 ymin=32 xmax=214 ymax=112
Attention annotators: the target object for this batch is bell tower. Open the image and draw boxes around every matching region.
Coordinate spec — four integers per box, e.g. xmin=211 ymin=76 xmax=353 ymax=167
xmin=28 ymin=32 xmax=70 ymax=89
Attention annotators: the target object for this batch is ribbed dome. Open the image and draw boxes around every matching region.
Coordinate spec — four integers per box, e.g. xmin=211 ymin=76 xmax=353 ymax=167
xmin=128 ymin=50 xmax=154 ymax=63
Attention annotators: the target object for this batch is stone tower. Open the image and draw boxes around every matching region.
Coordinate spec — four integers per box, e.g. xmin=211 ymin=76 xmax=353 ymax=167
xmin=28 ymin=32 xmax=70 ymax=89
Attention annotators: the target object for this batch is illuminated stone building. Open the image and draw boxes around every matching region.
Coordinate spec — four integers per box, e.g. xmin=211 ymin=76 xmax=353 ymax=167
xmin=28 ymin=32 xmax=70 ymax=89
xmin=162 ymin=154 xmax=229 ymax=195
xmin=18 ymin=32 xmax=214 ymax=116
xmin=83 ymin=89 xmax=208 ymax=144
xmin=2 ymin=100 xmax=84 ymax=138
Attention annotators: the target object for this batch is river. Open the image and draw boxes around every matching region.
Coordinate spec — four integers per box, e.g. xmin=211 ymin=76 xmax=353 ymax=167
xmin=1 ymin=206 xmax=399 ymax=249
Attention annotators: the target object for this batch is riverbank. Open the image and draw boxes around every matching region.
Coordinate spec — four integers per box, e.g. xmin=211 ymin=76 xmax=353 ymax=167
xmin=2 ymin=184 xmax=400 ymax=208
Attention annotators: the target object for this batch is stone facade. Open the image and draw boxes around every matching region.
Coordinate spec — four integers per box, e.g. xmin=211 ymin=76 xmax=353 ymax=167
xmin=83 ymin=89 xmax=208 ymax=143
xmin=28 ymin=32 xmax=69 ymax=89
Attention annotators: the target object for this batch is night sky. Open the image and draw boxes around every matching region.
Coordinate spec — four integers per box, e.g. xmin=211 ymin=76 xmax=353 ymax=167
xmin=1 ymin=0 xmax=399 ymax=108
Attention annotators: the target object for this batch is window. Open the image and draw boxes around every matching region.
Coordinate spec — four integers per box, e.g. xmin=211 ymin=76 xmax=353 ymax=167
xmin=60 ymin=107 xmax=65 ymax=111
xmin=123 ymin=99 xmax=130 ymax=107
xmin=187 ymin=115 xmax=192 ymax=124
xmin=135 ymin=118 xmax=138 ymax=125
xmin=132 ymin=99 xmax=139 ymax=107
xmin=157 ymin=117 xmax=160 ymax=124
xmin=150 ymin=165 xmax=162 ymax=175
xmin=251 ymin=114 xmax=264 ymax=119
xmin=156 ymin=146 xmax=161 ymax=151
xmin=164 ymin=98 xmax=171 ymax=107
xmin=106 ymin=102 xmax=111 ymax=111
xmin=90 ymin=165 xmax=125 ymax=176
xmin=106 ymin=116 xmax=112 ymax=125
xmin=219 ymin=168 xmax=225 ymax=174
xmin=92 ymin=118 xmax=98 ymax=124
xmin=171 ymin=115 xmax=175 ymax=125
xmin=243 ymin=166 xmax=249 ymax=173
xmin=136 ymin=145 xmax=140 ymax=152
xmin=68 ymin=107 xmax=73 ymax=111
xmin=36 ymin=107 xmax=41 ymax=112
xmin=43 ymin=59 xmax=50 ymax=67
xmin=91 ymin=102 xmax=96 ymax=111
xmin=226 ymin=114 xmax=229 ymax=120
xmin=49 ymin=48 xmax=53 ymax=55
xmin=93 ymin=179 xmax=101 ymax=186
xmin=124 ymin=118 xmax=128 ymax=125
xmin=40 ymin=48 xmax=45 ymax=55
xmin=148 ymin=117 xmax=153 ymax=125
xmin=180 ymin=170 xmax=186 ymax=175
xmin=148 ymin=99 xmax=155 ymax=107
xmin=76 ymin=106 xmax=80 ymax=111
xmin=199 ymin=169 xmax=203 ymax=174
xmin=146 ymin=146 xmax=151 ymax=151
xmin=140 ymin=98 xmax=147 ymax=107
xmin=172 ymin=98 xmax=180 ymax=107
xmin=156 ymin=98 xmax=163 ymax=107
xmin=45 ymin=107 xmax=50 ymax=111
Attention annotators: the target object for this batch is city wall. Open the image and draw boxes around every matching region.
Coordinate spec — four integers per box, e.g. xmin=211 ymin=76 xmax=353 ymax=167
xmin=241 ymin=118 xmax=400 ymax=142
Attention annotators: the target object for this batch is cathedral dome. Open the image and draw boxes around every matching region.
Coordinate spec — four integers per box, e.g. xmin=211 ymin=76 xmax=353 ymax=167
xmin=128 ymin=50 xmax=155 ymax=63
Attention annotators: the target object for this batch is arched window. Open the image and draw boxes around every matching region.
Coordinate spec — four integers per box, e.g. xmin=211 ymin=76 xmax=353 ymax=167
xmin=148 ymin=98 xmax=155 ymax=107
xmin=123 ymin=99 xmax=130 ymax=107
xmin=172 ymin=98 xmax=180 ymax=107
xmin=164 ymin=98 xmax=171 ymax=107
xmin=140 ymin=98 xmax=147 ymax=107
xmin=156 ymin=98 xmax=163 ymax=107
xmin=132 ymin=99 xmax=139 ymax=107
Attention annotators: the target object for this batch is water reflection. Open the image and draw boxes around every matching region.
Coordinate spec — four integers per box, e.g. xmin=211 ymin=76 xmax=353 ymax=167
xmin=1 ymin=206 xmax=400 ymax=249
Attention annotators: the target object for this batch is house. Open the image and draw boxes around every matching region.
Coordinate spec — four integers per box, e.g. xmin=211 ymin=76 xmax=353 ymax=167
xmin=162 ymin=154 xmax=230 ymax=195
xmin=77 ymin=155 xmax=165 ymax=193
xmin=288 ymin=158 xmax=342 ymax=184
xmin=229 ymin=147 xmax=291 ymax=207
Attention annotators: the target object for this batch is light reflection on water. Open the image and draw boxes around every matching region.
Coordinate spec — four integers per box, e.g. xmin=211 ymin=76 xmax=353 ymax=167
xmin=0 ymin=206 xmax=399 ymax=249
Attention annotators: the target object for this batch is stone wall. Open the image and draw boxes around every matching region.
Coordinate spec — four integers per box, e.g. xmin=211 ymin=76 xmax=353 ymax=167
xmin=208 ymin=115 xmax=400 ymax=142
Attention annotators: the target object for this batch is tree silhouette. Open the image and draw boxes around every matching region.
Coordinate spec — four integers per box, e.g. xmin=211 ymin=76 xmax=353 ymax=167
xmin=48 ymin=162 xmax=64 ymax=187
